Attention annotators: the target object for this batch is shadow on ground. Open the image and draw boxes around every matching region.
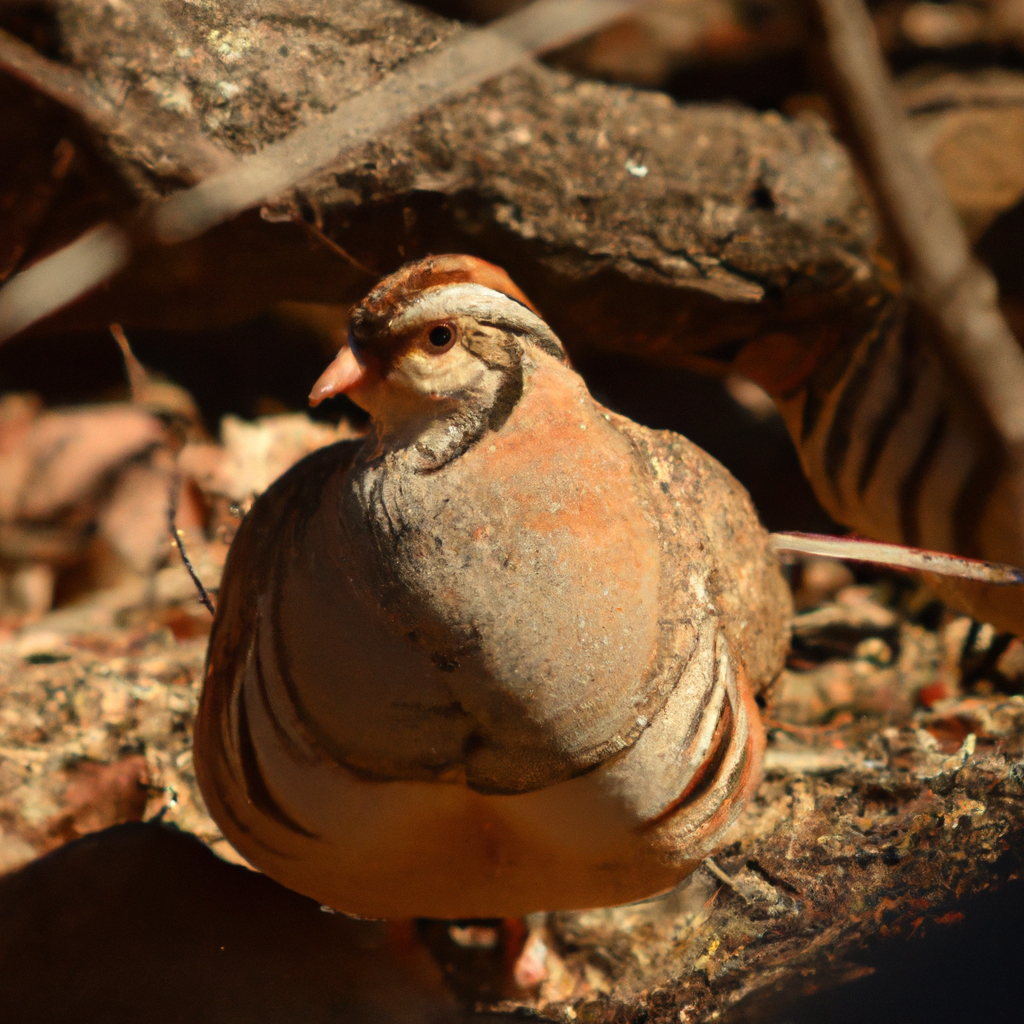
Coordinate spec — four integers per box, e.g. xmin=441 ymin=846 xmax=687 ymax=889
xmin=735 ymin=865 xmax=1024 ymax=1024
xmin=0 ymin=821 xmax=459 ymax=1024
xmin=3 ymin=821 xmax=1023 ymax=1023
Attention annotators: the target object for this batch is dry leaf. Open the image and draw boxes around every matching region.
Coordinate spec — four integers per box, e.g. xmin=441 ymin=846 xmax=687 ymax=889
xmin=179 ymin=413 xmax=362 ymax=505
xmin=0 ymin=397 xmax=164 ymax=523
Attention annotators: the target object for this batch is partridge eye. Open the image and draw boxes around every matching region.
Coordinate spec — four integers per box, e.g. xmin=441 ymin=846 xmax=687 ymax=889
xmin=428 ymin=325 xmax=453 ymax=349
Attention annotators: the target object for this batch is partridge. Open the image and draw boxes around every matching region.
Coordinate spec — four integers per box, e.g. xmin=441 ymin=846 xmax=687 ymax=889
xmin=196 ymin=255 xmax=792 ymax=920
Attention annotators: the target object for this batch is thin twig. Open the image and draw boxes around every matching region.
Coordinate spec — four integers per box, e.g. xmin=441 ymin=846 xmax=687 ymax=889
xmin=0 ymin=26 xmax=234 ymax=180
xmin=703 ymin=858 xmax=741 ymax=891
xmin=292 ymin=213 xmax=377 ymax=280
xmin=168 ymin=476 xmax=215 ymax=616
xmin=0 ymin=27 xmax=115 ymax=133
xmin=808 ymin=0 xmax=1024 ymax=476
xmin=109 ymin=323 xmax=150 ymax=402
xmin=769 ymin=531 xmax=1024 ymax=584
xmin=0 ymin=224 xmax=131 ymax=341
xmin=0 ymin=0 xmax=643 ymax=344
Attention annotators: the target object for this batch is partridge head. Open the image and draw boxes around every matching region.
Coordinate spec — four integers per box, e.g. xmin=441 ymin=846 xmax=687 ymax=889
xmin=196 ymin=255 xmax=792 ymax=919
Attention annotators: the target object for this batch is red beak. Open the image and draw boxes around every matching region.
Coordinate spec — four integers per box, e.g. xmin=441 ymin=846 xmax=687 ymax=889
xmin=308 ymin=346 xmax=368 ymax=407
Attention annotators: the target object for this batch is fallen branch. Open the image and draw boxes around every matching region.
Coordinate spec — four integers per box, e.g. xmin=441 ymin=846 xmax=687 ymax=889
xmin=0 ymin=25 xmax=234 ymax=183
xmin=0 ymin=0 xmax=642 ymax=343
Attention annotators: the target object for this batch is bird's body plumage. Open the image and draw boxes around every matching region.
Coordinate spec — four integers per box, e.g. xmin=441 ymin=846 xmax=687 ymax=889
xmin=197 ymin=256 xmax=790 ymax=918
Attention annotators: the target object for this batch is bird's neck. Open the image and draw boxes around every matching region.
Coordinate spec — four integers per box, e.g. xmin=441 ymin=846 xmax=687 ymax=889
xmin=359 ymin=402 xmax=485 ymax=472
xmin=365 ymin=368 xmax=523 ymax=472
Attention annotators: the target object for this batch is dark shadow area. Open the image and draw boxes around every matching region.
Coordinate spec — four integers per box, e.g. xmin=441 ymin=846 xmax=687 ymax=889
xmin=0 ymin=821 xmax=459 ymax=1024
xmin=0 ymin=2 xmax=64 ymax=60
xmin=978 ymin=194 xmax=1024 ymax=303
xmin=735 ymin=868 xmax=1024 ymax=1024
xmin=0 ymin=318 xmax=364 ymax=433
xmin=886 ymin=41 xmax=1024 ymax=78
xmin=666 ymin=50 xmax=812 ymax=111
xmin=4 ymin=822 xmax=1024 ymax=1024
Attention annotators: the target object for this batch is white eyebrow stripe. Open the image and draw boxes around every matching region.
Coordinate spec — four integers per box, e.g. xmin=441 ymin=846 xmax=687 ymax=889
xmin=389 ymin=282 xmax=552 ymax=338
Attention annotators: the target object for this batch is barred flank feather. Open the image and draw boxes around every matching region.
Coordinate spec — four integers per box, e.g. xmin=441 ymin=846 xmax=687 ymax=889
xmin=736 ymin=292 xmax=1024 ymax=633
